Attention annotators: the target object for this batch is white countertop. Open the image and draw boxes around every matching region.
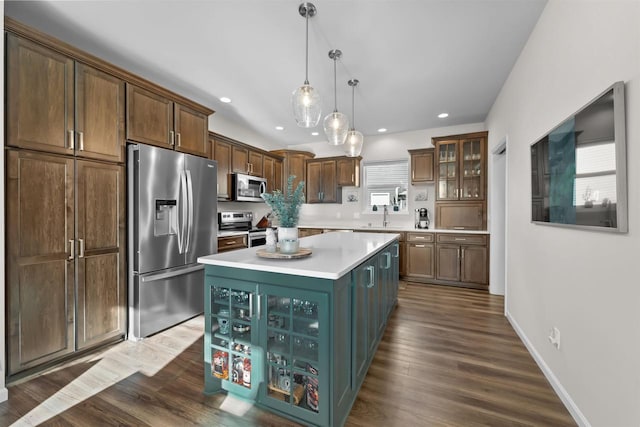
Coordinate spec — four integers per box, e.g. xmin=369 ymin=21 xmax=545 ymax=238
xmin=297 ymin=224 xmax=490 ymax=235
xmin=200 ymin=231 xmax=400 ymax=280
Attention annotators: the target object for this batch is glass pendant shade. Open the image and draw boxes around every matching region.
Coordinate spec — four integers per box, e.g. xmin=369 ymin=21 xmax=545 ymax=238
xmin=323 ymin=111 xmax=349 ymax=145
xmin=344 ymin=129 xmax=364 ymax=157
xmin=292 ymin=84 xmax=321 ymax=128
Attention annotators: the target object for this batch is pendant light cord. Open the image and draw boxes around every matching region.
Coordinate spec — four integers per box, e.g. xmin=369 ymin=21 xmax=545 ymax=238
xmin=351 ymin=84 xmax=356 ymax=129
xmin=304 ymin=12 xmax=309 ymax=84
xmin=333 ymin=58 xmax=338 ymax=112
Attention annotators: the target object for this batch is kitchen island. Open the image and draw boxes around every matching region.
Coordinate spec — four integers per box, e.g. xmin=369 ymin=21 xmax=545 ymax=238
xmin=197 ymin=232 xmax=400 ymax=427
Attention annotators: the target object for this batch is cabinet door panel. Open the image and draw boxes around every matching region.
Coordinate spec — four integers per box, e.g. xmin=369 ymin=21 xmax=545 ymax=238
xmin=274 ymin=159 xmax=283 ymax=193
xmin=337 ymin=158 xmax=360 ymax=187
xmin=232 ymin=145 xmax=250 ymax=174
xmin=407 ymin=243 xmax=435 ymax=279
xmin=76 ymin=63 xmax=125 ymax=162
xmin=288 ymin=154 xmax=307 ymax=192
xmin=306 ymin=162 xmax=323 ymax=203
xmin=6 ymin=150 xmax=75 ymax=375
xmin=213 ymin=138 xmax=232 ymax=200
xmin=320 ymin=161 xmax=339 ymax=203
xmin=126 ymin=84 xmax=174 ymax=148
xmin=76 ymin=161 xmax=126 ymax=348
xmin=249 ymin=151 xmax=264 ymax=177
xmin=6 ymin=34 xmax=74 ymax=155
xmin=175 ymin=104 xmax=208 ymax=157
xmin=435 ymin=202 xmax=485 ymax=230
xmin=411 ymin=150 xmax=434 ymax=183
xmin=461 ymin=246 xmax=488 ymax=285
xmin=263 ymin=156 xmax=275 ymax=193
xmin=436 ymin=245 xmax=460 ymax=282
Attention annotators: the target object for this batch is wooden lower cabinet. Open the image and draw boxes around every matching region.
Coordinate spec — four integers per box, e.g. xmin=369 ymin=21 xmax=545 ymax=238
xmin=217 ymin=235 xmax=247 ymax=253
xmin=6 ymin=150 xmax=126 ymax=377
xmin=75 ymin=161 xmax=126 ymax=349
xmin=435 ymin=233 xmax=488 ymax=289
xmin=407 ymin=242 xmax=435 ymax=279
xmin=435 ymin=202 xmax=486 ymax=230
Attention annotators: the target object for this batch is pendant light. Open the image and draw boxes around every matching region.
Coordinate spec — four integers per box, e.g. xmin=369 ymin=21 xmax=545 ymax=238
xmin=344 ymin=79 xmax=364 ymax=157
xmin=291 ymin=2 xmax=321 ymax=128
xmin=323 ymin=49 xmax=349 ymax=145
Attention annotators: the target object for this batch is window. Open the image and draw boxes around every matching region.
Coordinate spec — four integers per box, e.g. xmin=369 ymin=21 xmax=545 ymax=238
xmin=362 ymin=160 xmax=409 ymax=213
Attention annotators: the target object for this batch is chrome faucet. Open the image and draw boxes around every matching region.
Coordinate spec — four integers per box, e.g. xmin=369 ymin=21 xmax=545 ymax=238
xmin=382 ymin=205 xmax=389 ymax=228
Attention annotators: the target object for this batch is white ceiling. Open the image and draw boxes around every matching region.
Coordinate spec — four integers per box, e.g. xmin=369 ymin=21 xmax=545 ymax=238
xmin=5 ymin=0 xmax=547 ymax=146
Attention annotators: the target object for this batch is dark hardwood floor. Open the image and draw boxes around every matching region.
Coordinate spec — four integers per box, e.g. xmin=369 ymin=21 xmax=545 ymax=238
xmin=0 ymin=283 xmax=575 ymax=426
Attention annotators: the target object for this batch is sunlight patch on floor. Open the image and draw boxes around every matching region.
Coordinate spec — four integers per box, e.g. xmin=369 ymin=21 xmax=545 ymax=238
xmin=10 ymin=317 xmax=204 ymax=427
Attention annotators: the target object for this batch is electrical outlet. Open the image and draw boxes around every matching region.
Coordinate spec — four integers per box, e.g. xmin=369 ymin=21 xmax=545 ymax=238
xmin=548 ymin=327 xmax=561 ymax=350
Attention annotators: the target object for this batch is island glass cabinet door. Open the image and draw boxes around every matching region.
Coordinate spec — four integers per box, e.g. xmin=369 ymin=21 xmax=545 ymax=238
xmin=259 ymin=284 xmax=329 ymax=427
xmin=205 ymin=278 xmax=261 ymax=400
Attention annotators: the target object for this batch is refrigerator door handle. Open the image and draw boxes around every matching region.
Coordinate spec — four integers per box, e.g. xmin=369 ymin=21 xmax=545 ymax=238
xmin=140 ymin=264 xmax=204 ymax=283
xmin=178 ymin=170 xmax=188 ymax=254
xmin=185 ymin=169 xmax=194 ymax=254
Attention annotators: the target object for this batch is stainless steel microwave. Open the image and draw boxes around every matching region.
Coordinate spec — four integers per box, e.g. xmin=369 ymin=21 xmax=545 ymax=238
xmin=232 ymin=173 xmax=267 ymax=202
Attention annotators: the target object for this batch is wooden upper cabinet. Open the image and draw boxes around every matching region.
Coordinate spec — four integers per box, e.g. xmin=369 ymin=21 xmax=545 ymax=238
xmin=232 ymin=145 xmax=250 ymax=174
xmin=435 ymin=134 xmax=486 ymax=201
xmin=435 ymin=202 xmax=486 ymax=230
xmin=249 ymin=150 xmax=264 ymax=177
xmin=76 ymin=161 xmax=126 ymax=349
xmin=409 ymin=148 xmax=434 ymax=183
xmin=6 ymin=34 xmax=74 ymax=155
xmin=337 ymin=157 xmax=361 ymax=187
xmin=211 ymin=135 xmax=232 ymax=200
xmin=175 ymin=104 xmax=208 ymax=157
xmin=263 ymin=155 xmax=283 ymax=193
xmin=75 ymin=63 xmax=125 ymax=162
xmin=6 ymin=150 xmax=76 ymax=375
xmin=126 ymin=84 xmax=174 ymax=148
xmin=306 ymin=159 xmax=340 ymax=203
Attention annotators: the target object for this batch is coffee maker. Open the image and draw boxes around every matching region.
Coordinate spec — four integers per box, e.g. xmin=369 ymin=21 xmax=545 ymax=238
xmin=415 ymin=208 xmax=430 ymax=229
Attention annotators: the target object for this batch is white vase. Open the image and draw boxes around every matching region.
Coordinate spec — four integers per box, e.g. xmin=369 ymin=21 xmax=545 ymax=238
xmin=278 ymin=226 xmax=299 ymax=253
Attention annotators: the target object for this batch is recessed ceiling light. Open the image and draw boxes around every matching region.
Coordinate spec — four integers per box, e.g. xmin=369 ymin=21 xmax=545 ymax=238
xmin=311 ymin=132 xmax=319 ymax=136
xmin=377 ymin=128 xmax=387 ymax=133
xmin=275 ymin=126 xmax=285 ymax=131
xmin=220 ymin=97 xmax=232 ymax=103
xmin=438 ymin=112 xmax=449 ymax=118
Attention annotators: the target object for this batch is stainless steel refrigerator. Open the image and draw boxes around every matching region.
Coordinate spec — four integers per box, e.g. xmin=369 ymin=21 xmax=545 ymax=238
xmin=128 ymin=144 xmax=217 ymax=340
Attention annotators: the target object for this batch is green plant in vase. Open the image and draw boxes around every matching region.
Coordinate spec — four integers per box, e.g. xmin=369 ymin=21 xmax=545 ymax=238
xmin=261 ymin=175 xmax=305 ymax=253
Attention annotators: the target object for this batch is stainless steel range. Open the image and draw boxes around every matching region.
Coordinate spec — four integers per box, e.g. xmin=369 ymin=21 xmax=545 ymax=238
xmin=218 ymin=211 xmax=266 ymax=247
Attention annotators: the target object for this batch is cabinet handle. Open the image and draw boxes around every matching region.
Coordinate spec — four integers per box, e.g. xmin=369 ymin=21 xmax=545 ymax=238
xmin=78 ymin=131 xmax=85 ymax=151
xmin=415 ymin=244 xmax=426 ymax=248
xmin=68 ymin=239 xmax=75 ymax=260
xmin=352 ymin=173 xmax=355 ymax=182
xmin=461 ymin=247 xmax=465 ymax=263
xmin=454 ymin=238 xmax=466 ymax=241
xmin=249 ymin=293 xmax=253 ymax=318
xmin=257 ymin=294 xmax=262 ymax=320
xmin=177 ymin=133 xmax=181 ymax=147
xmin=67 ymin=130 xmax=75 ymax=150
xmin=412 ymin=170 xmax=415 ymax=180
xmin=394 ymin=244 xmax=399 ymax=258
xmin=457 ymin=248 xmax=461 ymax=261
xmin=415 ymin=236 xmax=425 ymax=239
xmin=170 ymin=131 xmax=175 ymax=146
xmin=385 ymin=252 xmax=391 ymax=269
xmin=225 ymin=241 xmax=236 ymax=245
xmin=453 ymin=226 xmax=465 ymax=230
xmin=366 ymin=265 xmax=375 ymax=288
xmin=78 ymin=238 xmax=85 ymax=258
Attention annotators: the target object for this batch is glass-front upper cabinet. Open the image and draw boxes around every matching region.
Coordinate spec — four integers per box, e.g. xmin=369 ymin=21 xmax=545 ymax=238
xmin=261 ymin=285 xmax=328 ymax=426
xmin=205 ymin=279 xmax=260 ymax=400
xmin=460 ymin=137 xmax=485 ymax=200
xmin=436 ymin=136 xmax=486 ymax=201
xmin=437 ymin=140 xmax=458 ymax=200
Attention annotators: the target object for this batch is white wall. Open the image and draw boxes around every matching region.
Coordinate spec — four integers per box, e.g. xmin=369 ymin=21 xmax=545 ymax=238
xmin=289 ymin=123 xmax=485 ymax=228
xmin=0 ymin=0 xmax=6 ymax=402
xmin=209 ymin=114 xmax=283 ymax=152
xmin=485 ymin=1 xmax=640 ymax=425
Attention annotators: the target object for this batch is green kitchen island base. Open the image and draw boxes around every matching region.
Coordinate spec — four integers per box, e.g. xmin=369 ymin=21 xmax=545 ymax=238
xmin=198 ymin=232 xmax=400 ymax=427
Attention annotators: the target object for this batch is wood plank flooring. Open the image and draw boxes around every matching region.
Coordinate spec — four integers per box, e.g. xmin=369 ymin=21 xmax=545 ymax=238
xmin=0 ymin=283 xmax=575 ymax=426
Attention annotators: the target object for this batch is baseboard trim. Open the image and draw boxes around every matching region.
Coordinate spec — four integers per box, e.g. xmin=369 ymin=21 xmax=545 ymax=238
xmin=0 ymin=387 xmax=8 ymax=402
xmin=505 ymin=310 xmax=590 ymax=427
